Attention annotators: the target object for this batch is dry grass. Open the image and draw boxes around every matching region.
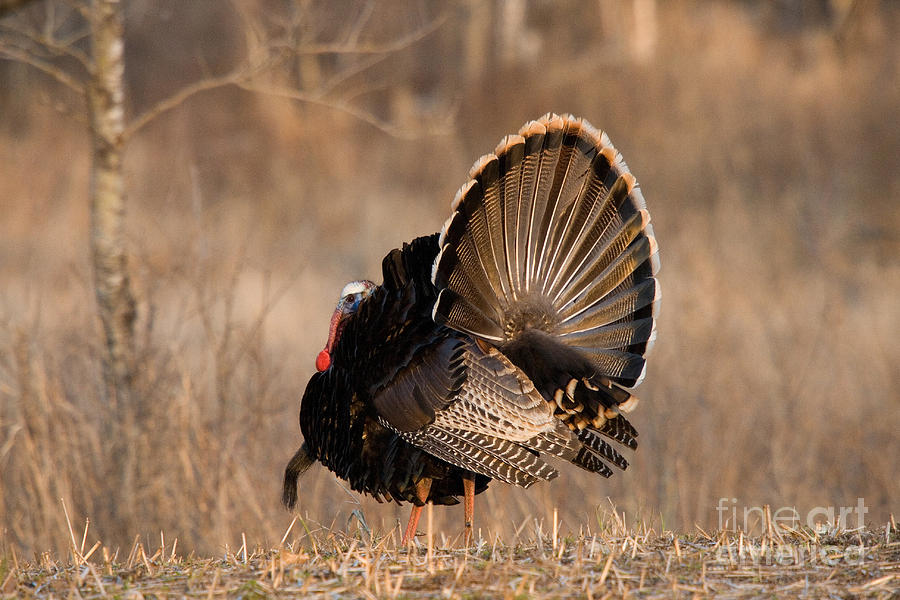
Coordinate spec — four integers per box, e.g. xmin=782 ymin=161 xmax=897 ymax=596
xmin=0 ymin=0 xmax=898 ymax=568
xmin=3 ymin=511 xmax=898 ymax=599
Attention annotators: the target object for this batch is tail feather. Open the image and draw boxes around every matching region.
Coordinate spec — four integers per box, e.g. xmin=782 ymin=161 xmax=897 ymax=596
xmin=432 ymin=288 xmax=504 ymax=341
xmin=497 ymin=135 xmax=525 ymax=299
xmin=545 ymin=146 xmax=623 ymax=299
xmin=526 ymin=115 xmax=566 ymax=289
xmin=559 ymin=317 xmax=656 ymax=351
xmin=521 ymin=421 xmax=581 ymax=459
xmin=433 ymin=220 xmax=503 ymax=325
xmin=442 ymin=182 xmax=507 ymax=310
xmin=577 ymin=429 xmax=629 ymax=470
xmin=559 ymin=233 xmax=659 ymax=323
xmin=517 ymin=413 xmax=638 ymax=477
xmin=534 ymin=377 xmax=640 ymax=474
xmin=432 ymin=113 xmax=659 ymax=392
xmin=555 ymin=278 xmax=660 ymax=337
xmin=598 ymin=415 xmax=639 ymax=450
xmin=572 ymin=449 xmax=614 ymax=477
xmin=579 ymin=348 xmax=647 ymax=384
xmin=552 ymin=198 xmax=648 ymax=308
xmin=532 ymin=119 xmax=575 ymax=285
xmin=514 ymin=122 xmax=545 ymax=294
xmin=537 ymin=122 xmax=599 ymax=290
xmin=468 ymin=153 xmax=514 ymax=303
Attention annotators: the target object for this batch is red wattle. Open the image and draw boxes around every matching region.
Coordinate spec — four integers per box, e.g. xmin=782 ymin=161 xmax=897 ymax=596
xmin=315 ymin=349 xmax=331 ymax=372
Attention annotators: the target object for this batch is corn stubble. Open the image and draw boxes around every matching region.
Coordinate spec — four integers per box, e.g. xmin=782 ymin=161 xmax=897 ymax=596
xmin=4 ymin=512 xmax=898 ymax=598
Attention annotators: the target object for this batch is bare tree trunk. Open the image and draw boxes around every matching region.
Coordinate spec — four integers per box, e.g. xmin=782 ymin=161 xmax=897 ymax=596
xmin=88 ymin=0 xmax=137 ymax=519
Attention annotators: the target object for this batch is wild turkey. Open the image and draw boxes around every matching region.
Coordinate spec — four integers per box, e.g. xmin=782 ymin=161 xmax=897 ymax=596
xmin=282 ymin=113 xmax=660 ymax=544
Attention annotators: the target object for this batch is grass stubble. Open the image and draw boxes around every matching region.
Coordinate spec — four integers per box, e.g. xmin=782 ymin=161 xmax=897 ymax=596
xmin=3 ymin=506 xmax=898 ymax=599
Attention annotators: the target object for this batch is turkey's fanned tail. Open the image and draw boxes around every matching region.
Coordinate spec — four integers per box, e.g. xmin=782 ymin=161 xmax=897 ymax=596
xmin=432 ymin=113 xmax=658 ymax=475
xmin=432 ymin=113 xmax=659 ymax=391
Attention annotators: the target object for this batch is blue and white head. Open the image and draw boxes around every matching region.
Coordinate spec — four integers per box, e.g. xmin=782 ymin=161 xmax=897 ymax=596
xmin=315 ymin=280 xmax=376 ymax=372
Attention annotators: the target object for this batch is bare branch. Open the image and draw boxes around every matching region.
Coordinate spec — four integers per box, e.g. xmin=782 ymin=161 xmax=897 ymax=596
xmin=314 ymin=50 xmax=390 ymax=98
xmin=0 ymin=20 xmax=92 ymax=72
xmin=339 ymin=79 xmax=392 ymax=105
xmin=0 ymin=42 xmax=85 ymax=93
xmin=229 ymin=0 xmax=268 ymax=65
xmin=234 ymin=80 xmax=434 ymax=140
xmin=123 ymin=21 xmax=288 ymax=141
xmin=239 ymin=11 xmax=445 ymax=69
xmin=123 ymin=71 xmax=245 ymax=141
xmin=118 ymin=7 xmax=449 ymax=142
xmin=299 ymin=15 xmax=447 ymax=100
xmin=342 ymin=0 xmax=376 ymax=47
xmin=292 ymin=13 xmax=445 ymax=56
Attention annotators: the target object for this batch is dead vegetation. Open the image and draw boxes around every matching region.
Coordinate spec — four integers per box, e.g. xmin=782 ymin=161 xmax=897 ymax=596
xmin=3 ymin=510 xmax=899 ymax=599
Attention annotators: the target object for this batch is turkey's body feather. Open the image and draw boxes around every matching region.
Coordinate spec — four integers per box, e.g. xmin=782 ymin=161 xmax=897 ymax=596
xmin=298 ymin=235 xmax=491 ymax=506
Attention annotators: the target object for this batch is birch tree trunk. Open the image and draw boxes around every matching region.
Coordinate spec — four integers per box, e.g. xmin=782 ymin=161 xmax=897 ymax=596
xmin=88 ymin=0 xmax=137 ymax=511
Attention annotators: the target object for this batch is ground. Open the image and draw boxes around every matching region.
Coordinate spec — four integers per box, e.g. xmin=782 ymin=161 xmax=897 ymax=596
xmin=5 ymin=524 xmax=898 ymax=599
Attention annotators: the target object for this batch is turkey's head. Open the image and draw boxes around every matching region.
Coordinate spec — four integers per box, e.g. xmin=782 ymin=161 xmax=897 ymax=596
xmin=316 ymin=280 xmax=376 ymax=372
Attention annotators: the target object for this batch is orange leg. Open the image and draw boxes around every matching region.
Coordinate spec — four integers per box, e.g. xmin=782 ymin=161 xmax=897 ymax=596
xmin=401 ymin=477 xmax=432 ymax=545
xmin=463 ymin=474 xmax=475 ymax=544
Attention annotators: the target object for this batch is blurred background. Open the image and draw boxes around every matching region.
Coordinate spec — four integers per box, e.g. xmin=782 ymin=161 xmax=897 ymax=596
xmin=1 ymin=0 xmax=897 ymax=556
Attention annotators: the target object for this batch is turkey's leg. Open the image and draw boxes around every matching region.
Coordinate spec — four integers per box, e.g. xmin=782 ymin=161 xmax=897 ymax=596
xmin=401 ymin=476 xmax=432 ymax=545
xmin=463 ymin=474 xmax=475 ymax=545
